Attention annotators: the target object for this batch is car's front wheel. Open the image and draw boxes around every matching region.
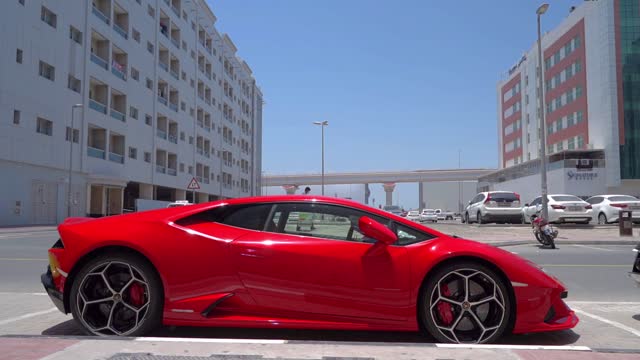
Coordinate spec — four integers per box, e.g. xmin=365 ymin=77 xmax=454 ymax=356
xmin=420 ymin=262 xmax=512 ymax=344
xmin=70 ymin=252 xmax=163 ymax=336
xmin=598 ymin=213 xmax=608 ymax=225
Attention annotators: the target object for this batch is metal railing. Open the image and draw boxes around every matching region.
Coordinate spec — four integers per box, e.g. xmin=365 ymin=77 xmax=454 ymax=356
xmin=171 ymin=5 xmax=180 ymax=17
xmin=92 ymin=6 xmax=110 ymax=25
xmin=156 ymin=128 xmax=167 ymax=139
xmin=87 ymin=146 xmax=105 ymax=159
xmin=108 ymin=152 xmax=124 ymax=164
xmin=203 ymin=177 xmax=210 ymax=184
xmin=91 ymin=53 xmax=108 ymax=70
xmin=113 ymin=23 xmax=128 ymax=39
xmin=171 ymin=37 xmax=180 ymax=49
xmin=89 ymin=99 xmax=107 ymax=114
xmin=167 ymin=168 xmax=177 ymax=176
xmin=157 ymin=96 xmax=168 ymax=105
xmin=111 ymin=65 xmax=126 ymax=81
xmin=168 ymin=134 xmax=178 ymax=144
xmin=197 ymin=148 xmax=204 ymax=155
xmin=169 ymin=102 xmax=178 ymax=112
xmin=110 ymin=108 xmax=125 ymax=122
xmin=155 ymin=165 xmax=166 ymax=174
xmin=170 ymin=69 xmax=179 ymax=80
xmin=159 ymin=61 xmax=169 ymax=72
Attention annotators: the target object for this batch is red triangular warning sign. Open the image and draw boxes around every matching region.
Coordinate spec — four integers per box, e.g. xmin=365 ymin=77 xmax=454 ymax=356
xmin=187 ymin=177 xmax=200 ymax=190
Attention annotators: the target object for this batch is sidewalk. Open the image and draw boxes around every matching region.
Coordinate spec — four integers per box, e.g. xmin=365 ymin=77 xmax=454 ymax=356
xmin=0 ymin=225 xmax=56 ymax=234
xmin=1 ymin=335 xmax=639 ymax=360
xmin=429 ymin=223 xmax=640 ymax=247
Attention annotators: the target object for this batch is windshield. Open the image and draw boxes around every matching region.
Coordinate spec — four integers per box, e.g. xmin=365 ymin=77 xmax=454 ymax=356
xmin=551 ymin=195 xmax=583 ymax=202
xmin=609 ymin=196 xmax=638 ymax=202
xmin=490 ymin=193 xmax=519 ymax=202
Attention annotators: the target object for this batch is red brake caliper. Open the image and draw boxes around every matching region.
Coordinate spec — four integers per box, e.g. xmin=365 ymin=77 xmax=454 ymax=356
xmin=128 ymin=282 xmax=146 ymax=308
xmin=437 ymin=283 xmax=454 ymax=326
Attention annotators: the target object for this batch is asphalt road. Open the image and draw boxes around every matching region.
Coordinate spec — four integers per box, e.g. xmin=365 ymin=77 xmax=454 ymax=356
xmin=0 ymin=229 xmax=638 ymax=351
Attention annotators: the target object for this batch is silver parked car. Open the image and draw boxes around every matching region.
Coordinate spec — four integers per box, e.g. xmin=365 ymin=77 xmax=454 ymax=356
xmin=464 ymin=191 xmax=522 ymax=224
xmin=420 ymin=209 xmax=438 ymax=222
xmin=522 ymin=194 xmax=592 ymax=224
xmin=406 ymin=210 xmax=421 ymax=222
xmin=586 ymin=195 xmax=640 ymax=224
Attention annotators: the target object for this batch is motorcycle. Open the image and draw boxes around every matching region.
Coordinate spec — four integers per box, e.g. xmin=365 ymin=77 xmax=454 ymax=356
xmin=531 ymin=209 xmax=558 ymax=249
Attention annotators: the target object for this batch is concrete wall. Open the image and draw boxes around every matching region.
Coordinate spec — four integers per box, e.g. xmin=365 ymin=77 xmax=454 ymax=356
xmin=421 ymin=182 xmax=478 ymax=213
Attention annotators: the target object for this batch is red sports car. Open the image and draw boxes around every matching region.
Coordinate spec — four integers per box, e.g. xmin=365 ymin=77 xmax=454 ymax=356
xmin=41 ymin=196 xmax=578 ymax=343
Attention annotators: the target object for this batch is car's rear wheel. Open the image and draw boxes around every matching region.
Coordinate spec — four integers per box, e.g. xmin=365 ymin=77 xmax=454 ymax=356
xmin=420 ymin=262 xmax=511 ymax=344
xmin=598 ymin=213 xmax=608 ymax=225
xmin=477 ymin=212 xmax=484 ymax=224
xmin=70 ymin=252 xmax=162 ymax=336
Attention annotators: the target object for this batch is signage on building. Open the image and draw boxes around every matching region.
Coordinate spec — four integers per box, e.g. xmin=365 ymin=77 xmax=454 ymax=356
xmin=567 ymin=170 xmax=598 ymax=181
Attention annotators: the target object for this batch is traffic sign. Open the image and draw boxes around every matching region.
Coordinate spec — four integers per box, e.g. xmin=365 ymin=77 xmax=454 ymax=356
xmin=187 ymin=177 xmax=200 ymax=190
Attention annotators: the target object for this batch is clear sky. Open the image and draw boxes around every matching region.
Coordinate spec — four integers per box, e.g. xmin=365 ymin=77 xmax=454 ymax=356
xmin=207 ymin=0 xmax=583 ymax=209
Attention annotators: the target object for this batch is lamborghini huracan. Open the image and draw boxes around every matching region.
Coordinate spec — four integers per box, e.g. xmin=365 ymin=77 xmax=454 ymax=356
xmin=42 ymin=196 xmax=578 ymax=343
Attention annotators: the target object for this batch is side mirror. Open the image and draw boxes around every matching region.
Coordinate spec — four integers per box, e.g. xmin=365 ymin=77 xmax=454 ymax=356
xmin=467 ymin=200 xmax=472 ymax=205
xmin=524 ymin=203 xmax=529 ymax=207
xmin=358 ymin=216 xmax=397 ymax=245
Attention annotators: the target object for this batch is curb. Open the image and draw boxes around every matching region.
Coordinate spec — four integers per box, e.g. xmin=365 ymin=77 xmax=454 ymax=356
xmin=0 ymin=227 xmax=57 ymax=234
xmin=491 ymin=239 xmax=639 ymax=247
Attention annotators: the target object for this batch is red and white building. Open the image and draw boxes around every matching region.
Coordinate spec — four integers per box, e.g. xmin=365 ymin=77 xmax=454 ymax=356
xmin=495 ymin=0 xmax=640 ymax=198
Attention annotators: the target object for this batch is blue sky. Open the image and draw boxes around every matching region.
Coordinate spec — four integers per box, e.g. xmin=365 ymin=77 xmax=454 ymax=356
xmin=207 ymin=0 xmax=583 ymax=209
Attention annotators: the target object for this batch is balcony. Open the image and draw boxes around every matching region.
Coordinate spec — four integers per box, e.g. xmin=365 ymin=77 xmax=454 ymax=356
xmin=197 ymin=148 xmax=203 ymax=155
xmin=91 ymin=53 xmax=108 ymax=70
xmin=203 ymin=177 xmax=210 ymax=184
xmin=113 ymin=23 xmax=127 ymax=39
xmin=156 ymin=128 xmax=167 ymax=140
xmin=158 ymin=96 xmax=168 ymax=105
xmin=108 ymin=152 xmax=124 ymax=164
xmin=171 ymin=37 xmax=180 ymax=49
xmin=110 ymin=108 xmax=125 ymax=122
xmin=159 ymin=61 xmax=168 ymax=72
xmin=92 ymin=6 xmax=110 ymax=25
xmin=171 ymin=5 xmax=179 ymax=17
xmin=87 ymin=146 xmax=105 ymax=159
xmin=111 ymin=61 xmax=126 ymax=80
xmin=169 ymin=103 xmax=178 ymax=112
xmin=168 ymin=134 xmax=178 ymax=144
xmin=89 ymin=99 xmax=107 ymax=114
xmin=155 ymin=165 xmax=166 ymax=174
xmin=170 ymin=69 xmax=179 ymax=80
xmin=167 ymin=168 xmax=177 ymax=176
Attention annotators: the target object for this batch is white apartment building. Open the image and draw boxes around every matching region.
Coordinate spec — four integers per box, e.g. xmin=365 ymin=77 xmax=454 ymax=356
xmin=0 ymin=0 xmax=263 ymax=226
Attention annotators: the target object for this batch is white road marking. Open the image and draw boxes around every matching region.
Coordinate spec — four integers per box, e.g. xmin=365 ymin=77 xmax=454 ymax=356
xmin=569 ymin=301 xmax=640 ymax=305
xmin=0 ymin=292 xmax=48 ymax=296
xmin=0 ymin=308 xmax=58 ymax=326
xmin=435 ymin=344 xmax=591 ymax=351
xmin=573 ymin=308 xmax=640 ymax=337
xmin=135 ymin=337 xmax=287 ymax=344
xmin=573 ymin=244 xmax=614 ymax=252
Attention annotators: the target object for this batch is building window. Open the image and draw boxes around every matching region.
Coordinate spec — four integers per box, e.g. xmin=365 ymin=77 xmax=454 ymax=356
xmin=145 ymin=114 xmax=152 ymax=126
xmin=577 ymin=111 xmax=583 ymax=123
xmin=129 ymin=147 xmax=137 ymax=159
xmin=577 ymin=135 xmax=584 ymax=149
xmin=36 ymin=117 xmax=53 ymax=136
xmin=180 ymin=131 xmax=185 ymax=141
xmin=132 ymin=28 xmax=140 ymax=43
xmin=181 ymin=71 xmax=186 ymax=80
xmin=16 ymin=48 xmax=23 ymax=64
xmin=131 ymin=67 xmax=139 ymax=81
xmin=188 ymin=166 xmax=193 ymax=175
xmin=182 ymin=41 xmax=187 ymax=51
xmin=144 ymin=152 xmax=151 ymax=163
xmin=65 ymin=127 xmax=79 ymax=143
xmin=190 ymin=50 xmax=195 ymax=59
xmin=147 ymin=42 xmax=154 ymax=54
xmin=568 ymin=137 xmax=575 ymax=150
xmin=189 ymin=108 xmax=194 ymax=117
xmin=13 ymin=110 xmax=20 ymax=125
xmin=130 ymin=106 xmax=138 ymax=119
xmin=41 ymin=6 xmax=57 ymax=28
xmin=191 ymin=22 xmax=196 ymax=31
xmin=181 ymin=101 xmax=186 ymax=111
xmin=190 ymin=79 xmax=194 ymax=88
xmin=576 ymin=86 xmax=583 ymax=98
xmin=146 ymin=78 xmax=153 ymax=90
xmin=69 ymin=26 xmax=82 ymax=44
xmin=39 ymin=61 xmax=55 ymax=81
xmin=147 ymin=5 xmax=155 ymax=18
xmin=68 ymin=75 xmax=81 ymax=93
xmin=189 ymin=136 xmax=194 ymax=144
xmin=19 ymin=0 xmax=25 ymax=5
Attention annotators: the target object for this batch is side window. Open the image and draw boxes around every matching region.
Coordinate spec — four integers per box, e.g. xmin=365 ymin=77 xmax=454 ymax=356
xmin=588 ymin=197 xmax=603 ymax=205
xmin=530 ymin=197 xmax=541 ymax=206
xmin=223 ymin=204 xmax=273 ymax=231
xmin=389 ymin=222 xmax=435 ymax=246
xmin=475 ymin=194 xmax=484 ymax=204
xmin=270 ymin=203 xmax=387 ymax=243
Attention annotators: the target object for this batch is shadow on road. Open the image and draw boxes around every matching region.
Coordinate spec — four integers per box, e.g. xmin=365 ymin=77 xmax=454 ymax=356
xmin=41 ymin=320 xmax=580 ymax=346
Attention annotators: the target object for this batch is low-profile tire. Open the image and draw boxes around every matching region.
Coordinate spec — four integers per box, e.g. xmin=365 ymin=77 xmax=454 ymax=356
xmin=598 ymin=213 xmax=608 ymax=225
xmin=70 ymin=252 xmax=163 ymax=336
xmin=477 ymin=212 xmax=484 ymax=225
xmin=419 ymin=261 xmax=512 ymax=344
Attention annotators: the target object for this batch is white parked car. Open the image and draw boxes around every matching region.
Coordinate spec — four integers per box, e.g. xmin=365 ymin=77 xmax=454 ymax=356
xmin=166 ymin=200 xmax=191 ymax=208
xmin=435 ymin=209 xmax=454 ymax=220
xmin=585 ymin=195 xmax=640 ymax=224
xmin=522 ymin=194 xmax=592 ymax=224
xmin=420 ymin=209 xmax=438 ymax=222
xmin=406 ymin=210 xmax=421 ymax=222
xmin=464 ymin=191 xmax=522 ymax=224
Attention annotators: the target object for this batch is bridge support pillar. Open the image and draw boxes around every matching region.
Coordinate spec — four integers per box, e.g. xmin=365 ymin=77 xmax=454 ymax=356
xmin=383 ymin=183 xmax=396 ymax=206
xmin=282 ymin=185 xmax=299 ymax=195
xmin=418 ymin=182 xmax=425 ymax=210
xmin=364 ymin=183 xmax=370 ymax=205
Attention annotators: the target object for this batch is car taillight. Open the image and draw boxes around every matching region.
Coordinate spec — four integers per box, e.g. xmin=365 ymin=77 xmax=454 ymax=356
xmin=514 ymin=193 xmax=521 ymax=201
xmin=551 ymin=205 xmax=566 ymax=210
xmin=611 ymin=203 xmax=628 ymax=208
xmin=585 ymin=205 xmax=592 ymax=209
xmin=484 ymin=194 xmax=492 ymax=204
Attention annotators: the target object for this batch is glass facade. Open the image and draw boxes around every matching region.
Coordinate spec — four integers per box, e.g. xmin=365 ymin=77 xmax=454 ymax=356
xmin=619 ymin=0 xmax=640 ymax=178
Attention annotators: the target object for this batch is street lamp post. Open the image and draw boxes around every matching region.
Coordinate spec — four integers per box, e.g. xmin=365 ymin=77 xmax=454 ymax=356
xmin=67 ymin=104 xmax=83 ymax=218
xmin=312 ymin=121 xmax=328 ymax=196
xmin=536 ymin=4 xmax=550 ymax=220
